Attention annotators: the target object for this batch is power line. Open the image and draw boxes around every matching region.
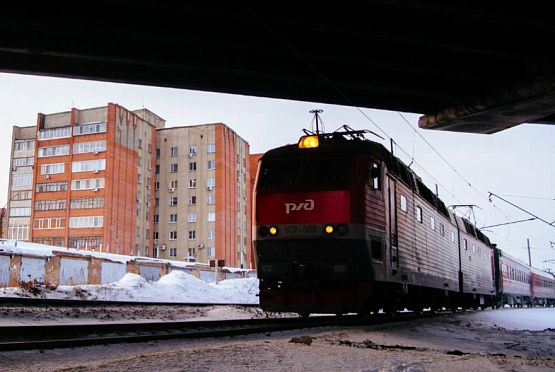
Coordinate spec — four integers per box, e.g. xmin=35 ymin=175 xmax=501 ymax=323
xmin=498 ymin=194 xmax=555 ymax=201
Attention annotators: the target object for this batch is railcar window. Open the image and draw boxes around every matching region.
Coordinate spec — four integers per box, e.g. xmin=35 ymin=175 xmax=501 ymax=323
xmin=369 ymin=162 xmax=380 ymax=190
xmin=415 ymin=206 xmax=423 ymax=223
xmin=371 ymin=239 xmax=383 ymax=261
xmin=400 ymin=194 xmax=407 ymax=212
xmin=258 ymin=156 xmax=350 ymax=191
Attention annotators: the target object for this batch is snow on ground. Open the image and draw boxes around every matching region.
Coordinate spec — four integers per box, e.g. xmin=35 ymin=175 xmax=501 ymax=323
xmin=0 ymin=271 xmax=259 ymax=304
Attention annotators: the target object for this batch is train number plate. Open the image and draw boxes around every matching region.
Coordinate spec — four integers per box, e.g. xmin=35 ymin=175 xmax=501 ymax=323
xmin=283 ymin=224 xmax=319 ymax=236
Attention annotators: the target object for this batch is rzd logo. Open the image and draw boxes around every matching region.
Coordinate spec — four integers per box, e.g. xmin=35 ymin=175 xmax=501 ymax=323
xmin=284 ymin=199 xmax=314 ymax=214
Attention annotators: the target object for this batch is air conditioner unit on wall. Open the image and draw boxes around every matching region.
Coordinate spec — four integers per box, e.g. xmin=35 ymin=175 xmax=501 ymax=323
xmin=93 ymin=187 xmax=99 ymax=192
xmin=43 ymin=174 xmax=50 ymax=179
xmin=169 ymin=187 xmax=176 ymax=192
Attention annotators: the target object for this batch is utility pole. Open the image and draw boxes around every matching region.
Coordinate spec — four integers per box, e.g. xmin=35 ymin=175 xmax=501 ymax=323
xmin=527 ymin=238 xmax=532 ymax=267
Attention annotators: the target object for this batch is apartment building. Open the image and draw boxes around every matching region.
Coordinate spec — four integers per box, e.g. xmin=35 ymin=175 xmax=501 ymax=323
xmin=6 ymin=126 xmax=36 ymax=241
xmin=6 ymin=106 xmax=255 ymax=268
xmin=6 ymin=103 xmax=165 ymax=256
xmin=155 ymin=124 xmax=252 ymax=268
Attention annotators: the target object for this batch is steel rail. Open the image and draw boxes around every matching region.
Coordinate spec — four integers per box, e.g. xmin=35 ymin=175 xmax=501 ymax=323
xmin=0 ymin=312 xmax=425 ymax=352
xmin=0 ymin=296 xmax=258 ymax=307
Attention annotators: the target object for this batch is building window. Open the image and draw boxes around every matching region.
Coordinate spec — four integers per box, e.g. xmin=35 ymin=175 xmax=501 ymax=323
xmin=155 ymin=165 xmax=160 ymax=174
xmin=10 ymin=190 xmax=32 ymax=200
xmin=9 ymin=207 xmax=31 ymax=217
xmin=33 ymin=218 xmax=66 ymax=229
xmin=171 ymin=147 xmax=178 ymax=156
xmin=188 ymin=212 xmax=197 ymax=222
xmin=156 ymin=148 xmax=160 ymax=158
xmin=169 ymin=213 xmax=178 ymax=223
xmin=8 ymin=224 xmax=30 ymax=240
xmin=41 ymin=163 xmax=65 ymax=175
xmin=206 ymin=178 xmax=215 ymax=189
xmin=207 ymin=143 xmax=215 ymax=153
xmin=154 ymin=181 xmax=160 ymax=190
xmin=13 ymin=156 xmax=35 ymax=167
xmin=38 ymin=144 xmax=70 ymax=157
xmin=169 ymin=248 xmax=177 ymax=257
xmin=189 ymin=179 xmax=197 ymax=188
xmin=72 ymin=159 xmax=106 ymax=173
xmin=189 ymin=145 xmax=197 ymax=156
xmin=12 ymin=174 xmax=33 ymax=187
xmin=170 ymin=163 xmax=178 ymax=173
xmin=69 ymin=216 xmax=103 ymax=228
xmin=170 ymin=196 xmax=178 ymax=206
xmin=73 ymin=121 xmax=107 ymax=136
xmin=187 ymin=248 xmax=196 ymax=259
xmin=14 ymin=139 xmax=35 ymax=152
xmin=188 ymin=230 xmax=196 ymax=240
xmin=36 ymin=181 xmax=67 ymax=192
xmin=207 ymin=229 xmax=215 ymax=240
xmin=71 ymin=178 xmax=104 ymax=190
xmin=207 ymin=160 xmax=216 ymax=170
xmin=35 ymin=200 xmax=67 ymax=211
xmin=73 ymin=140 xmax=106 ymax=154
xmin=415 ymin=206 xmax=422 ymax=223
xmin=38 ymin=126 xmax=71 ymax=140
xmin=207 ymin=247 xmax=215 ymax=257
xmin=189 ymin=162 xmax=197 ymax=171
xmin=138 ymin=139 xmax=143 ymax=149
xmin=32 ymin=237 xmax=64 ymax=246
xmin=169 ymin=231 xmax=177 ymax=240
xmin=207 ymin=212 xmax=216 ymax=222
xmin=188 ymin=196 xmax=197 ymax=205
xmin=70 ymin=197 xmax=104 ymax=209
xmin=400 ymin=195 xmax=407 ymax=212
xmin=207 ymin=195 xmax=215 ymax=205
xmin=154 ymin=214 xmax=159 ymax=224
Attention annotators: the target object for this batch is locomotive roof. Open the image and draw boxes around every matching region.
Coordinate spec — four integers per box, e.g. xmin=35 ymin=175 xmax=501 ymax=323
xmin=262 ymin=130 xmax=495 ymax=248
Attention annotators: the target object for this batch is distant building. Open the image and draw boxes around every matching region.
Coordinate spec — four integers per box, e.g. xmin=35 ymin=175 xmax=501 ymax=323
xmin=0 ymin=208 xmax=6 ymax=238
xmin=6 ymin=103 xmax=164 ymax=256
xmin=155 ymin=124 xmax=252 ymax=268
xmin=6 ymin=105 xmax=255 ymax=268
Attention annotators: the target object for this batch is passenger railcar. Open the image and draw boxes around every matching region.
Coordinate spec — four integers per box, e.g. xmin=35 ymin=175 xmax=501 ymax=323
xmin=253 ymin=125 xmax=503 ymax=316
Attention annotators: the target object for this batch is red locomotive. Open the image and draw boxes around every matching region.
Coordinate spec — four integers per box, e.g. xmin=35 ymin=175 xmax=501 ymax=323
xmin=253 ymin=114 xmax=554 ymax=316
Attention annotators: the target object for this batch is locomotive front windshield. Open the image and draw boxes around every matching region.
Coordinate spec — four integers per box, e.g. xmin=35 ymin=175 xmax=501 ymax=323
xmin=257 ymin=155 xmax=351 ymax=192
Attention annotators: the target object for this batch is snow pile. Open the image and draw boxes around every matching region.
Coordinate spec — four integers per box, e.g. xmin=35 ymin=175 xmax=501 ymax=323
xmin=0 ymin=271 xmax=259 ymax=305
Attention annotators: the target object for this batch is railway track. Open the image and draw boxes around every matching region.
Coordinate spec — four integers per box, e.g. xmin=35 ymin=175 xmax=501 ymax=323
xmin=0 ymin=312 xmax=427 ymax=351
xmin=0 ymin=296 xmax=257 ymax=307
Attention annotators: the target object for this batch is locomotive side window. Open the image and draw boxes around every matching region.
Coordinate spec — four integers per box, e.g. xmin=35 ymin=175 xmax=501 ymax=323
xmin=369 ymin=162 xmax=380 ymax=190
xmin=415 ymin=206 xmax=423 ymax=223
xmin=430 ymin=216 xmax=436 ymax=231
xmin=400 ymin=194 xmax=407 ymax=212
xmin=371 ymin=239 xmax=383 ymax=261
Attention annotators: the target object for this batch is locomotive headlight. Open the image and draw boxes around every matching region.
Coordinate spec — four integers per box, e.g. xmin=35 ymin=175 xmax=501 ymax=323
xmin=298 ymin=135 xmax=319 ymax=149
xmin=259 ymin=226 xmax=269 ymax=237
xmin=336 ymin=224 xmax=348 ymax=236
xmin=269 ymin=226 xmax=279 ymax=235
xmin=324 ymin=225 xmax=334 ymax=235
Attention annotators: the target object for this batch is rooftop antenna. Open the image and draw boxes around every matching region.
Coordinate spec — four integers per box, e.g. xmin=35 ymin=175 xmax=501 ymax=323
xmin=309 ymin=109 xmax=323 ymax=135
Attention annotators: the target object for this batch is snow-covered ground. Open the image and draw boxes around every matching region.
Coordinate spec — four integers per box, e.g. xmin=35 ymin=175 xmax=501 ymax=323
xmin=0 ymin=270 xmax=259 ymax=304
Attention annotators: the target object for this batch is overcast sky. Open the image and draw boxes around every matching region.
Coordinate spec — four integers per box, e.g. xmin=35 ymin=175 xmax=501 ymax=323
xmin=1 ymin=72 xmax=553 ymax=271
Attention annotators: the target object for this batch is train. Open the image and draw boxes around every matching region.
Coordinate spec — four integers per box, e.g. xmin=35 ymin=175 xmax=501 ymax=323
xmin=253 ymin=122 xmax=555 ymax=317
